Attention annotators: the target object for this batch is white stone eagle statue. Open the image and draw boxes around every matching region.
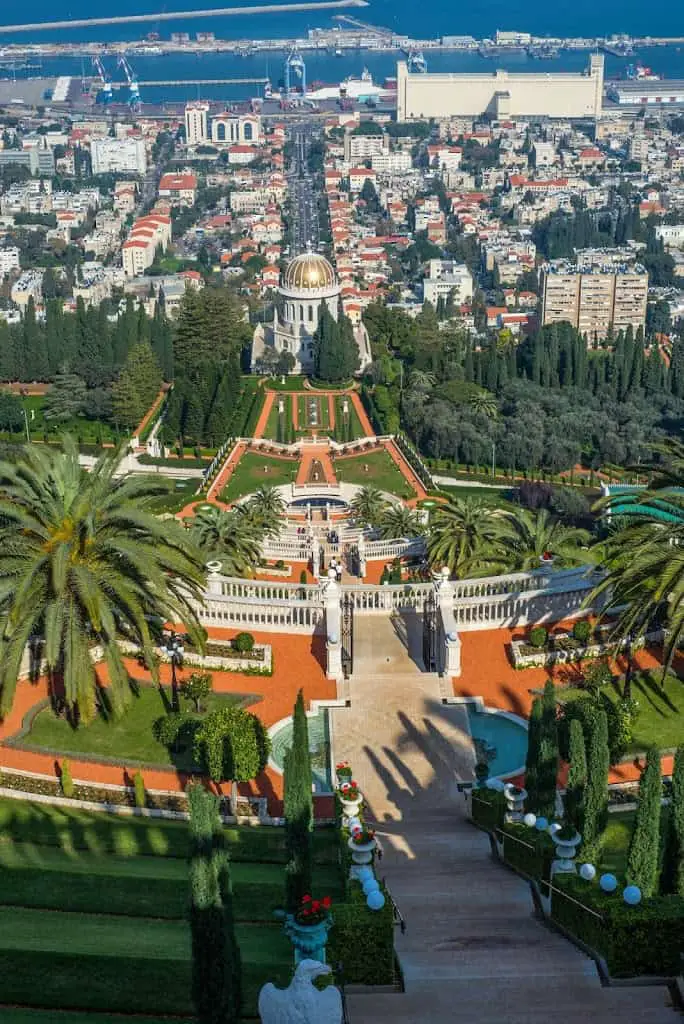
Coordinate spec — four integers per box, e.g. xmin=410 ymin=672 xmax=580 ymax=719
xmin=258 ymin=959 xmax=343 ymax=1024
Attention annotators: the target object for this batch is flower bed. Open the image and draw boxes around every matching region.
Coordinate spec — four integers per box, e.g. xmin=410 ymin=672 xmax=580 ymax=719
xmin=0 ymin=765 xmax=260 ymax=817
xmin=255 ymin=564 xmax=293 ymax=578
xmin=510 ymin=628 xmax=659 ymax=670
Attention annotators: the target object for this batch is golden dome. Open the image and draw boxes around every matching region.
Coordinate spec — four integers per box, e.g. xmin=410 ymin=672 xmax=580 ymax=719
xmin=283 ymin=252 xmax=336 ymax=291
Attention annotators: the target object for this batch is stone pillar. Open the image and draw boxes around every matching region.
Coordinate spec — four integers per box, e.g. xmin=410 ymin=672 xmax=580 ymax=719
xmin=357 ymin=533 xmax=367 ymax=580
xmin=323 ymin=570 xmax=342 ymax=680
xmin=206 ymin=561 xmax=224 ymax=596
xmin=436 ymin=566 xmax=462 ymax=678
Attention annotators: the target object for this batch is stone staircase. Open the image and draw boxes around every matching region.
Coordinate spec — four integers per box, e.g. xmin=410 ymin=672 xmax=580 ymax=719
xmin=330 ymin=613 xmax=678 ymax=1023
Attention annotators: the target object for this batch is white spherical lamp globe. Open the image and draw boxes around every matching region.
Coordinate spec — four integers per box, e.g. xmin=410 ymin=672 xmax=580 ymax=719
xmin=623 ymin=885 xmax=642 ymax=906
xmin=523 ymin=813 xmax=537 ymax=828
xmin=535 ymin=817 xmax=548 ymax=831
xmin=366 ymin=890 xmax=386 ymax=911
xmin=355 ymin=866 xmax=373 ymax=883
xmin=599 ymin=873 xmax=618 ymax=893
xmin=548 ymin=822 xmax=562 ymax=836
xmin=579 ymin=863 xmax=596 ymax=882
xmin=362 ymin=878 xmax=380 ymax=895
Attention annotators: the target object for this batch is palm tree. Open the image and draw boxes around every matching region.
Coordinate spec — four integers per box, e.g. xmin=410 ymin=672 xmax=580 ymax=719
xmin=407 ymin=370 xmax=436 ymax=392
xmin=427 ymin=497 xmax=510 ymax=577
xmin=191 ymin=505 xmax=261 ymax=578
xmin=590 ymin=493 xmax=684 ymax=677
xmin=243 ymin=485 xmax=285 ymax=538
xmin=350 ymin=486 xmax=389 ymax=528
xmin=378 ymin=504 xmax=425 ymax=540
xmin=501 ymin=508 xmax=591 ymax=572
xmin=0 ymin=438 xmax=206 ymax=722
xmin=468 ymin=388 xmax=498 ymax=420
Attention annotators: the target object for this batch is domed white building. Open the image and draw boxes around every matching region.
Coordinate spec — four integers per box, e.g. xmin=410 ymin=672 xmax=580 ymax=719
xmin=251 ymin=251 xmax=371 ymax=374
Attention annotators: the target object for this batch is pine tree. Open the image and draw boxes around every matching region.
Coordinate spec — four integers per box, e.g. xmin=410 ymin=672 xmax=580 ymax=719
xmin=284 ymin=688 xmax=313 ymax=912
xmin=564 ymin=718 xmax=586 ymax=834
xmin=188 ymin=783 xmax=242 ymax=1024
xmin=111 ymin=341 xmax=162 ymax=431
xmin=43 ymin=369 xmax=87 ymax=422
xmin=582 ymin=709 xmax=610 ymax=852
xmin=524 ymin=697 xmax=543 ymax=811
xmin=660 ymin=745 xmax=684 ymax=895
xmin=626 ymin=747 xmax=662 ymax=898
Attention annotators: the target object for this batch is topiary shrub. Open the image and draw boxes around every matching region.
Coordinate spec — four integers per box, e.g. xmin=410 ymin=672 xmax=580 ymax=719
xmin=133 ymin=771 xmax=146 ymax=809
xmin=529 ymin=626 xmax=548 ymax=649
xmin=193 ymin=705 xmax=270 ymax=787
xmin=232 ymin=632 xmax=255 ymax=654
xmin=60 ymin=759 xmax=74 ymax=798
xmin=327 ymin=883 xmax=394 ymax=985
xmin=299 ymin=569 xmax=307 ymax=585
xmin=572 ymin=619 xmax=592 ymax=644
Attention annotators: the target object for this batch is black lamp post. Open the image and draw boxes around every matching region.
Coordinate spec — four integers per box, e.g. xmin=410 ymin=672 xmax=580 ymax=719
xmin=161 ymin=632 xmax=184 ymax=713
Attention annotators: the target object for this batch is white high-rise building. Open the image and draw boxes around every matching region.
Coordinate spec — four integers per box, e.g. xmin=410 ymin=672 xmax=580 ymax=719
xmin=184 ymin=101 xmax=210 ymax=146
xmin=90 ymin=138 xmax=147 ymax=177
xmin=0 ymin=247 xmax=20 ymax=276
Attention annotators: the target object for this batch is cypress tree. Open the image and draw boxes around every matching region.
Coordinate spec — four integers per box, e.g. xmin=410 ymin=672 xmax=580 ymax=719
xmin=536 ymin=681 xmax=559 ymax=819
xmin=627 ymin=748 xmax=662 ymax=898
xmin=188 ymin=783 xmax=242 ymax=1024
xmin=582 ymin=709 xmax=609 ymax=852
xmin=564 ymin=718 xmax=587 ymax=834
xmin=524 ymin=697 xmax=543 ymax=811
xmin=284 ymin=688 xmax=313 ymax=911
xmin=661 ymin=745 xmax=684 ymax=895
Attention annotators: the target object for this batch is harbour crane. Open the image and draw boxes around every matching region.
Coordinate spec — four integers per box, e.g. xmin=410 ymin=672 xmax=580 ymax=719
xmin=284 ymin=47 xmax=306 ymax=101
xmin=117 ymin=52 xmax=141 ymax=110
xmin=91 ymin=55 xmax=113 ymax=102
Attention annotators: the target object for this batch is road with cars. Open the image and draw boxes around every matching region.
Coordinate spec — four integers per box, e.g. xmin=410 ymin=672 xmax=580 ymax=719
xmin=288 ymin=121 xmax=320 ymax=254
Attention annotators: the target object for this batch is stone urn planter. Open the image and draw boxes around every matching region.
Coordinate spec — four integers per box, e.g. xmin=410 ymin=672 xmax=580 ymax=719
xmin=282 ymin=914 xmax=333 ymax=965
xmin=348 ymin=835 xmax=377 ymax=880
xmin=552 ymin=828 xmax=582 ymax=874
xmin=338 ymin=782 xmax=363 ymax=825
xmin=503 ymin=783 xmax=527 ymax=823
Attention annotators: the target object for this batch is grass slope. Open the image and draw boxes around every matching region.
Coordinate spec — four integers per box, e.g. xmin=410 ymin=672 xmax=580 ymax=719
xmin=334 ymin=448 xmax=412 ymax=498
xmin=220 ymin=451 xmax=297 ymax=503
xmin=20 ymin=686 xmax=245 ymax=770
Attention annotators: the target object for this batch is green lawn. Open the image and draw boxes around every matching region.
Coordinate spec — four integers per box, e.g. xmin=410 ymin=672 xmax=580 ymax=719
xmin=334 ymin=394 xmax=365 ymax=440
xmin=145 ymin=476 xmax=199 ymax=514
xmin=0 ymin=840 xmax=344 ymax=921
xmin=0 ymin=797 xmax=339 ymax=864
xmin=20 ymin=395 xmax=119 ymax=445
xmin=560 ymin=670 xmax=684 ymax=753
xmin=265 ymin=375 xmax=308 ymax=391
xmin=437 ymin=484 xmax=517 ymax=508
xmin=220 ymin=451 xmax=298 ymax=502
xmin=334 ymin=449 xmax=413 ymax=498
xmin=18 ymin=686 xmax=249 ymax=770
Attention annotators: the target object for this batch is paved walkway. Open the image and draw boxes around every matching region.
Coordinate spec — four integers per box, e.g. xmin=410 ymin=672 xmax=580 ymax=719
xmin=350 ymin=391 xmax=374 ymax=437
xmin=332 ymin=617 xmax=675 ymax=1024
xmin=383 ymin=439 xmax=428 ymax=504
xmin=253 ymin=390 xmax=276 ymax=439
xmin=206 ymin=441 xmax=246 ymax=502
xmin=296 ymin=445 xmax=337 ymax=487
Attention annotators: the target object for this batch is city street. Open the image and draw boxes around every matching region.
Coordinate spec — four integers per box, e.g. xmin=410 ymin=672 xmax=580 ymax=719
xmin=288 ymin=122 xmax=320 ymax=254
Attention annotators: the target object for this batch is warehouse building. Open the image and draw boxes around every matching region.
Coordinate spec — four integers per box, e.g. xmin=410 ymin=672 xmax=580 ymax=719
xmin=397 ymin=54 xmax=604 ymax=121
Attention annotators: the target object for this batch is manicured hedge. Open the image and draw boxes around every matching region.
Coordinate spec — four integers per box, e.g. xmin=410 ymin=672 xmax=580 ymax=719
xmin=551 ymin=877 xmax=684 ymax=977
xmin=501 ymin=823 xmax=554 ymax=889
xmin=0 ymin=950 xmax=288 ymax=1018
xmin=0 ymin=799 xmax=337 ymax=864
xmin=0 ymin=864 xmax=288 ymax=922
xmin=328 ymin=883 xmax=394 ymax=985
xmin=471 ymin=789 xmax=505 ymax=831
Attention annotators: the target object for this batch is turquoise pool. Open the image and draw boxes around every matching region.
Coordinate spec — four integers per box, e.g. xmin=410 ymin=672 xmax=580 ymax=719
xmin=270 ymin=710 xmax=332 ymax=794
xmin=466 ymin=706 xmax=528 ymax=778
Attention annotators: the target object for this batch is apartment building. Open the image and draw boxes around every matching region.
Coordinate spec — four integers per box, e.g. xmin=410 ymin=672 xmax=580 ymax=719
xmin=184 ymin=101 xmax=210 ymax=146
xmin=122 ymin=214 xmax=172 ymax=277
xmin=11 ymin=270 xmax=43 ymax=310
xmin=90 ymin=138 xmax=147 ymax=177
xmin=0 ymin=246 xmax=20 ymax=275
xmin=541 ymin=258 xmax=648 ymax=340
xmin=423 ymin=259 xmax=474 ymax=307
xmin=344 ymin=131 xmax=387 ymax=163
xmin=158 ymin=173 xmax=197 ymax=207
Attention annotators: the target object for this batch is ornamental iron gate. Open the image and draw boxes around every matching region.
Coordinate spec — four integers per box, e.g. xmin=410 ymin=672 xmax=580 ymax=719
xmin=341 ymin=594 xmax=354 ymax=679
xmin=422 ymin=590 xmax=438 ymax=672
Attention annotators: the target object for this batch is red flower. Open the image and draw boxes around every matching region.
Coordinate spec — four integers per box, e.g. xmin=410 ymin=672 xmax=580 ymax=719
xmin=351 ymin=780 xmax=358 ymax=787
xmin=302 ymin=894 xmax=312 ymax=903
xmin=312 ymin=900 xmax=320 ymax=912
xmin=322 ymin=896 xmax=332 ymax=909
xmin=302 ymin=907 xmax=310 ymax=917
